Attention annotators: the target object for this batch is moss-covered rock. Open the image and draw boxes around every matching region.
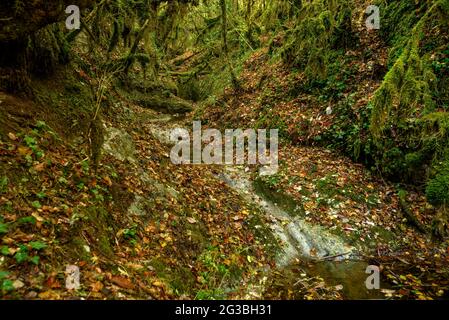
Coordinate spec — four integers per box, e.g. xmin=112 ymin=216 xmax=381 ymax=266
xmin=0 ymin=0 xmax=95 ymax=43
xmin=135 ymin=93 xmax=193 ymax=114
xmin=426 ymin=160 xmax=449 ymax=207
xmin=280 ymin=0 xmax=356 ymax=80
xmin=102 ymin=127 xmax=136 ymax=163
xmin=70 ymin=206 xmax=116 ymax=259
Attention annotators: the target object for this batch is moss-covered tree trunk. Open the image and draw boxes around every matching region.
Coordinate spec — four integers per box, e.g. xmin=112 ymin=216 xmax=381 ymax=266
xmin=220 ymin=0 xmax=240 ymax=90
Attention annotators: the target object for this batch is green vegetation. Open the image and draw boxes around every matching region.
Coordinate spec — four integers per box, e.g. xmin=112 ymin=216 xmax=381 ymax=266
xmin=1 ymin=0 xmax=449 ymax=301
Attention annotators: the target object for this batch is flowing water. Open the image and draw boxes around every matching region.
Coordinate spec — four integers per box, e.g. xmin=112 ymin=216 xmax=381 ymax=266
xmin=145 ymin=113 xmax=386 ymax=300
xmin=218 ymin=166 xmax=387 ymax=299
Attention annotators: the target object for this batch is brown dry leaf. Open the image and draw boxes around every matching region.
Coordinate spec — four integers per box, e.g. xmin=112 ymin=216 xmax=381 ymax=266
xmin=145 ymin=225 xmax=156 ymax=233
xmin=90 ymin=281 xmax=104 ymax=292
xmin=45 ymin=276 xmax=61 ymax=289
xmin=2 ymin=237 xmax=14 ymax=245
xmin=187 ymin=217 xmax=197 ymax=224
xmin=18 ymin=146 xmax=32 ymax=156
xmin=111 ymin=276 xmax=134 ymax=290
xmin=103 ymin=176 xmax=113 ymax=186
xmin=8 ymin=132 xmax=17 ymax=141
xmin=38 ymin=290 xmax=60 ymax=299
xmin=33 ymin=162 xmax=45 ymax=172
xmin=12 ymin=230 xmax=34 ymax=242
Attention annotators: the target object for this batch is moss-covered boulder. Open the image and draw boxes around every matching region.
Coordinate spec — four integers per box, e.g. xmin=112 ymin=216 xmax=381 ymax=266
xmin=103 ymin=127 xmax=136 ymax=163
xmin=137 ymin=94 xmax=193 ymax=114
xmin=426 ymin=162 xmax=449 ymax=207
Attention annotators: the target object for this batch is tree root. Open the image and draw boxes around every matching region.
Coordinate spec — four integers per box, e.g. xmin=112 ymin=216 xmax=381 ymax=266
xmin=398 ymin=190 xmax=429 ymax=234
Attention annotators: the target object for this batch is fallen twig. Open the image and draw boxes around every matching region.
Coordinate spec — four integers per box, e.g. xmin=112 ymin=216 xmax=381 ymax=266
xmin=319 ymin=251 xmax=351 ymax=261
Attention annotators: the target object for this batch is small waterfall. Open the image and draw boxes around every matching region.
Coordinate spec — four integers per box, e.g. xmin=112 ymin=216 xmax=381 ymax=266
xmin=218 ymin=166 xmax=354 ymax=266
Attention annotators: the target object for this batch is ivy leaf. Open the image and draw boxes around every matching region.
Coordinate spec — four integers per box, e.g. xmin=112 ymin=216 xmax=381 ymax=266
xmin=24 ymin=136 xmax=36 ymax=146
xmin=0 ymin=222 xmax=8 ymax=234
xmin=30 ymin=241 xmax=47 ymax=251
xmin=30 ymin=256 xmax=40 ymax=265
xmin=1 ymin=246 xmax=11 ymax=256
xmin=36 ymin=191 xmax=47 ymax=199
xmin=1 ymin=279 xmax=14 ymax=292
xmin=14 ymin=245 xmax=29 ymax=264
xmin=31 ymin=201 xmax=42 ymax=209
xmin=17 ymin=216 xmax=36 ymax=225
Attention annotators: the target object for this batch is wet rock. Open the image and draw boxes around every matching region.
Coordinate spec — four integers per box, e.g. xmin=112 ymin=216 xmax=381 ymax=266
xmin=127 ymin=173 xmax=180 ymax=217
xmin=218 ymin=167 xmax=355 ymax=267
xmin=140 ymin=172 xmax=179 ymax=200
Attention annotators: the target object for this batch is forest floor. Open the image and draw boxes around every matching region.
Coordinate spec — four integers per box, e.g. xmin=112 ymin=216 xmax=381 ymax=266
xmin=130 ymin=94 xmax=449 ymax=300
xmin=1 ymin=10 xmax=449 ymax=298
xmin=192 ymin=37 xmax=449 ymax=298
xmin=1 ymin=80 xmax=449 ymax=299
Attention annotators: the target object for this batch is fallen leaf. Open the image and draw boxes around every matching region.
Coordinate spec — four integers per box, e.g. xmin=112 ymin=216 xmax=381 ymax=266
xmin=32 ymin=212 xmax=44 ymax=222
xmin=103 ymin=176 xmax=113 ymax=186
xmin=33 ymin=163 xmax=45 ymax=172
xmin=13 ymin=280 xmax=25 ymax=289
xmin=90 ymin=281 xmax=104 ymax=292
xmin=38 ymin=290 xmax=60 ymax=299
xmin=152 ymin=280 xmax=165 ymax=288
xmin=111 ymin=276 xmax=134 ymax=290
xmin=8 ymin=132 xmax=17 ymax=141
xmin=45 ymin=276 xmax=61 ymax=289
xmin=187 ymin=217 xmax=197 ymax=224
xmin=18 ymin=146 xmax=32 ymax=156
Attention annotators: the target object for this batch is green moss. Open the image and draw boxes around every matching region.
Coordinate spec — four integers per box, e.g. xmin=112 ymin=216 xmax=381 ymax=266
xmin=370 ymin=41 xmax=436 ymax=139
xmin=69 ymin=237 xmax=92 ymax=262
xmin=150 ymin=258 xmax=196 ymax=296
xmin=253 ymin=177 xmax=305 ymax=217
xmin=70 ymin=206 xmax=116 ymax=259
xmin=426 ymin=155 xmax=449 ymax=207
xmin=280 ymin=0 xmax=355 ymax=80
xmin=356 ymin=0 xmax=449 ymax=183
xmin=370 ymin=0 xmax=449 ymax=140
xmin=131 ymin=91 xmax=193 ymax=114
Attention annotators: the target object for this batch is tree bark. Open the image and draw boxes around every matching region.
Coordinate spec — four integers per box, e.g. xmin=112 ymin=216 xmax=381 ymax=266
xmin=0 ymin=0 xmax=95 ymax=43
xmin=0 ymin=0 xmax=97 ymax=93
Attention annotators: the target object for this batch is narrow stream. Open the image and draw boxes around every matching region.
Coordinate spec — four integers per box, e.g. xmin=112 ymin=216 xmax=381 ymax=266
xmin=147 ymin=113 xmax=387 ymax=300
xmin=218 ymin=166 xmax=386 ymax=299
